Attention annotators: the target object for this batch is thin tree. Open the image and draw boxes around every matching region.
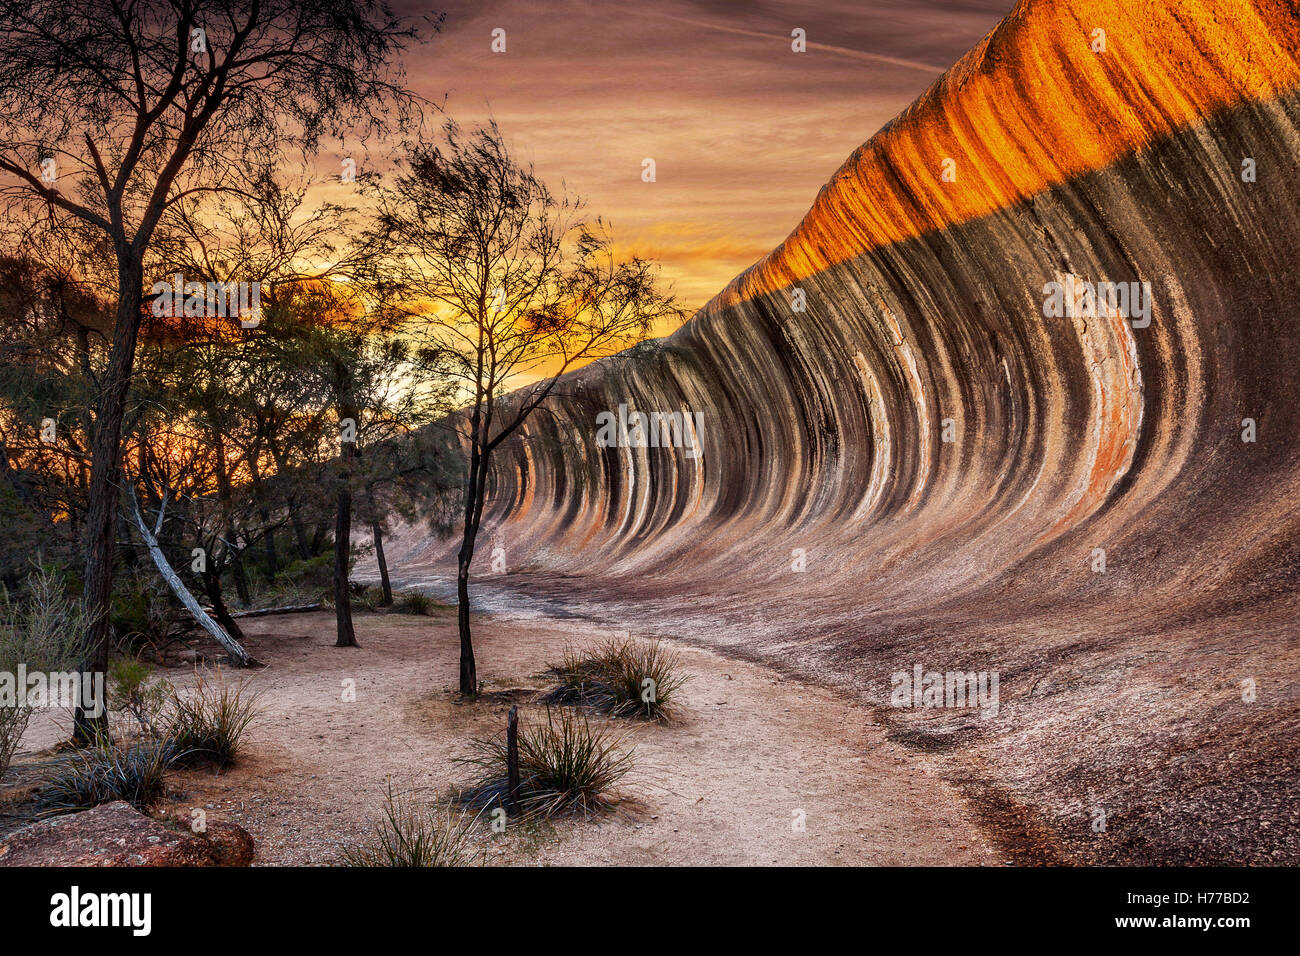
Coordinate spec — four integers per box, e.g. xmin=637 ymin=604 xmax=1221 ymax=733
xmin=0 ymin=0 xmax=422 ymax=740
xmin=372 ymin=121 xmax=682 ymax=696
xmin=287 ymin=279 xmax=447 ymax=646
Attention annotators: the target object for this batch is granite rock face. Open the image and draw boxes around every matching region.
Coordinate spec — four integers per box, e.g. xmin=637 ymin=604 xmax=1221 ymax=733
xmin=386 ymin=0 xmax=1300 ymax=863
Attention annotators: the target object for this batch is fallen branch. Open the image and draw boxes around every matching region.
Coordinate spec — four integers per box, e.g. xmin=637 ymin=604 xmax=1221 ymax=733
xmin=128 ymin=486 xmax=256 ymax=668
xmin=229 ymin=604 xmax=323 ymax=619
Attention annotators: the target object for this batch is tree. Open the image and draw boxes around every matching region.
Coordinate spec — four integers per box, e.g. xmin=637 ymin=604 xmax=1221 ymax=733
xmin=356 ymin=421 xmax=460 ymax=607
xmin=372 ymin=121 xmax=682 ymax=696
xmin=287 ymin=280 xmax=449 ymax=646
xmin=0 ymin=0 xmax=422 ymax=740
xmin=0 ymin=252 xmax=110 ymax=571
xmin=128 ymin=312 xmax=262 ymax=658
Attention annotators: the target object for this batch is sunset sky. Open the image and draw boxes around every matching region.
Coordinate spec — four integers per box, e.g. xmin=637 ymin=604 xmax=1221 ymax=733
xmin=373 ymin=0 xmax=1013 ymax=334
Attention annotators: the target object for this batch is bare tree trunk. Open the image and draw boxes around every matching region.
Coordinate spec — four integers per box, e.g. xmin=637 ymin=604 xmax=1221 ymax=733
xmin=334 ymin=482 xmax=357 ymax=647
xmin=212 ymin=431 xmax=251 ymax=607
xmin=367 ymin=487 xmax=392 ymax=606
xmin=457 ymin=439 xmax=481 ymax=697
xmin=202 ymin=566 xmax=249 ymax=647
xmin=457 ymin=478 xmax=478 ymax=697
xmin=372 ymin=518 xmax=392 ymax=607
xmin=230 ymin=603 xmax=321 ymax=619
xmin=334 ymin=390 xmax=358 ymax=648
xmin=247 ymin=454 xmax=279 ymax=579
xmin=456 ymin=545 xmax=475 ymax=694
xmin=230 ymin=546 xmax=252 ymax=607
xmin=74 ymin=261 xmax=144 ymax=743
xmin=263 ymin=529 xmax=279 ymax=579
xmin=127 ymin=488 xmax=254 ymax=666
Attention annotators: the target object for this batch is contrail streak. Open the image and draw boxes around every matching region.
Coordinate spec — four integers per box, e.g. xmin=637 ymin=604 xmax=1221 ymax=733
xmin=624 ymin=9 xmax=948 ymax=75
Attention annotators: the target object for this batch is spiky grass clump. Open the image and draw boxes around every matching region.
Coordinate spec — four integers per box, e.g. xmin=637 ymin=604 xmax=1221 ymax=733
xmin=35 ymin=736 xmax=176 ymax=816
xmin=341 ymin=786 xmax=480 ymax=867
xmin=457 ymin=706 xmax=632 ymax=819
xmin=164 ymin=669 xmax=263 ymax=769
xmin=545 ymin=637 xmax=686 ymax=722
xmin=393 ymin=591 xmax=436 ymax=616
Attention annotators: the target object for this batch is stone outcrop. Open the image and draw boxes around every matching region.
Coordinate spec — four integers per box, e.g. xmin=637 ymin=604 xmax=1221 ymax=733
xmin=383 ymin=0 xmax=1300 ymax=863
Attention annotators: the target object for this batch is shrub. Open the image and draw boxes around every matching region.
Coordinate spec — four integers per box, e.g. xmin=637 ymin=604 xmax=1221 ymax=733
xmin=110 ymin=570 xmax=189 ymax=656
xmin=164 ymin=669 xmax=263 ymax=769
xmin=340 ymin=785 xmax=480 ymax=867
xmin=352 ymin=583 xmax=378 ymax=611
xmin=544 ymin=636 xmax=686 ymax=722
xmin=35 ymin=735 xmax=176 ymax=816
xmin=260 ymin=553 xmax=335 ymax=607
xmin=0 ymin=568 xmax=90 ymax=779
xmin=107 ymin=657 xmax=171 ymax=737
xmin=457 ymin=706 xmax=632 ymax=818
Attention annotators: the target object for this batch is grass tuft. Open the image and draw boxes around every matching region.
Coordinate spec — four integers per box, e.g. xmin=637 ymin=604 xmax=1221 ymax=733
xmin=341 ymin=785 xmax=480 ymax=867
xmin=392 ymin=590 xmax=437 ymax=616
xmin=544 ymin=636 xmax=686 ymax=722
xmin=456 ymin=706 xmax=632 ymax=819
xmin=35 ymin=735 xmax=177 ymax=816
xmin=164 ymin=669 xmax=263 ymax=769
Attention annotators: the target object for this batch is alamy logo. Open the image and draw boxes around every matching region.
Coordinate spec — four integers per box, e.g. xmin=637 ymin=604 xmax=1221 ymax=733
xmin=890 ymin=664 xmax=999 ymax=718
xmin=150 ymin=273 xmax=262 ymax=327
xmin=0 ymin=666 xmax=104 ymax=717
xmin=1042 ymin=273 xmax=1151 ymax=328
xmin=50 ymin=886 xmax=151 ymax=936
xmin=595 ymin=404 xmax=704 ymax=460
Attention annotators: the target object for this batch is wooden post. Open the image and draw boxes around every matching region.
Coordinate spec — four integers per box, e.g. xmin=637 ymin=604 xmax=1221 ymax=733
xmin=506 ymin=704 xmax=521 ymax=816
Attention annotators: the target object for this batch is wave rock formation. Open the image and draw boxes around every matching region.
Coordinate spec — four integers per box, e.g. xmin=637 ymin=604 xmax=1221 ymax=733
xmin=388 ymin=0 xmax=1300 ymax=863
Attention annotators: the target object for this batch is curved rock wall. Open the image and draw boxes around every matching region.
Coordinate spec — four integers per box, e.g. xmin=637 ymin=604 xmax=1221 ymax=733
xmin=388 ymin=0 xmax=1300 ymax=863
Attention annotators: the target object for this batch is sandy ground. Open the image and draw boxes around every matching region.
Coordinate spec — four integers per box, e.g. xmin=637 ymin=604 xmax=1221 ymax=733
xmin=16 ymin=606 xmax=1000 ymax=866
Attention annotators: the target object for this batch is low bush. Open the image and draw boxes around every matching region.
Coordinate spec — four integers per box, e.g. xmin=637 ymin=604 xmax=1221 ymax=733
xmin=164 ymin=669 xmax=263 ymax=769
xmin=110 ymin=570 xmax=190 ymax=657
xmin=107 ymin=657 xmax=170 ymax=737
xmin=262 ymin=553 xmax=335 ymax=607
xmin=0 ymin=568 xmax=89 ymax=779
xmin=392 ymin=590 xmax=436 ymax=616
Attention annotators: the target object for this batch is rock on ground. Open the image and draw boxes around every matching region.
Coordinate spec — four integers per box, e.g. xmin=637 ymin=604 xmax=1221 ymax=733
xmin=0 ymin=801 xmax=254 ymax=867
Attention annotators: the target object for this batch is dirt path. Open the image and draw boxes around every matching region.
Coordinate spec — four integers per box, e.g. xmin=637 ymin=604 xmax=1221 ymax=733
xmin=19 ymin=606 xmax=1000 ymax=865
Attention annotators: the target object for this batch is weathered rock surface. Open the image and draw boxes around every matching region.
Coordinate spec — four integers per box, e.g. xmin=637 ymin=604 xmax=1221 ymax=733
xmin=381 ymin=0 xmax=1300 ymax=864
xmin=199 ymin=819 xmax=256 ymax=867
xmin=0 ymin=802 xmax=253 ymax=867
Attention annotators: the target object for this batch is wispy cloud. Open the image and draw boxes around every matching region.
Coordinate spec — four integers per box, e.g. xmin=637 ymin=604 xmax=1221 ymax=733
xmin=390 ymin=0 xmax=1011 ymax=327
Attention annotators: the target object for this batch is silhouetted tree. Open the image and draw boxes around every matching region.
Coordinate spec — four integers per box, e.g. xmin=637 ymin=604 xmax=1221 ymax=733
xmin=0 ymin=0 xmax=422 ymax=740
xmin=372 ymin=121 xmax=682 ymax=696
